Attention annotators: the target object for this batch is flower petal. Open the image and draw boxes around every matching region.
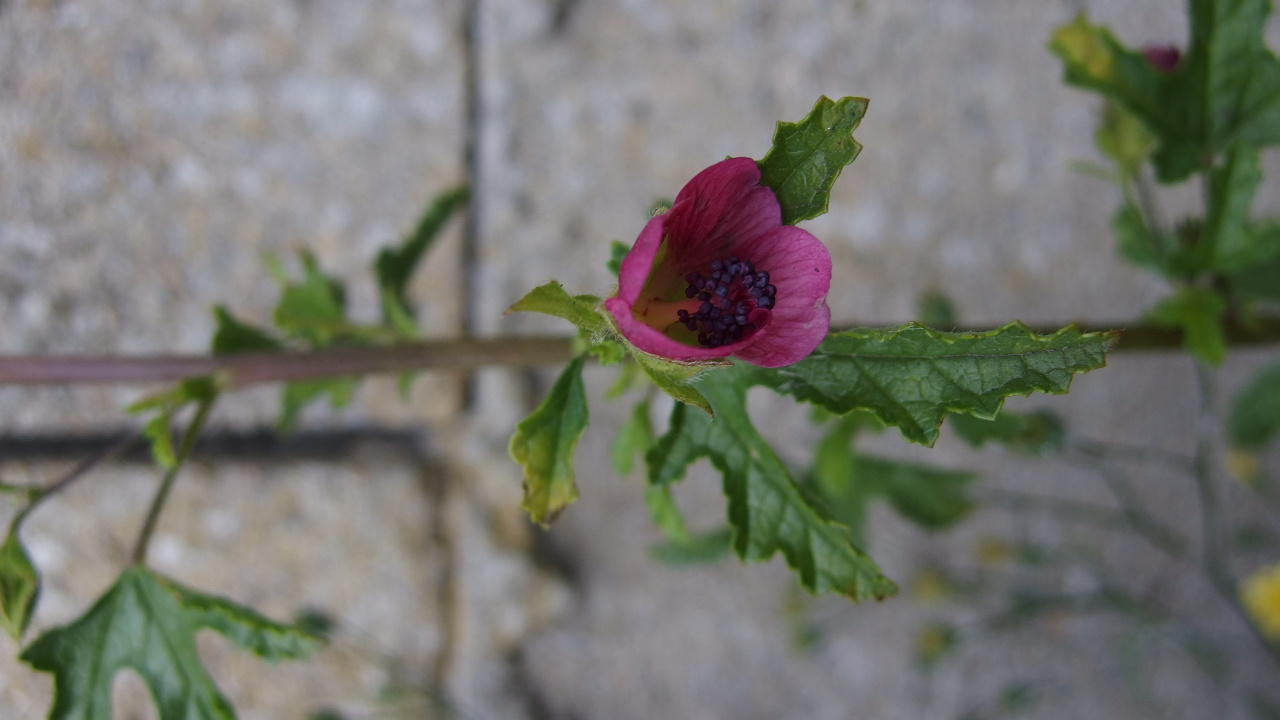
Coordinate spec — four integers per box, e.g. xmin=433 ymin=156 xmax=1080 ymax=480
xmin=732 ymin=225 xmax=833 ymax=367
xmin=662 ymin=157 xmax=781 ymax=276
xmin=605 ymin=296 xmax=760 ymax=361
xmin=735 ymin=303 xmax=830 ymax=367
xmin=615 ymin=214 xmax=668 ymax=305
xmin=737 ymin=225 xmax=832 ymax=311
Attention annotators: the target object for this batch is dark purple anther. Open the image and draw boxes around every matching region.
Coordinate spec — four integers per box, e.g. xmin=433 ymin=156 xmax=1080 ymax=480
xmin=678 ymin=258 xmax=777 ymax=348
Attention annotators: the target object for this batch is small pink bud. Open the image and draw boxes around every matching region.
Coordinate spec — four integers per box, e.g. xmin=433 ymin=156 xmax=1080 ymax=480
xmin=1143 ymin=45 xmax=1182 ymax=73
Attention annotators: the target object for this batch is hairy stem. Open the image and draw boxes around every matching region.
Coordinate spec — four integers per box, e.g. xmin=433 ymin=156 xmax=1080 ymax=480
xmin=131 ymin=396 xmax=216 ymax=565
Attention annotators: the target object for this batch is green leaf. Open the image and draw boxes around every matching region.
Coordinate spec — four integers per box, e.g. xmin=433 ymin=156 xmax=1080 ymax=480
xmin=375 ymin=186 xmax=469 ymax=323
xmin=21 ymin=566 xmax=323 ymax=720
xmin=645 ymin=369 xmax=898 ymax=601
xmin=855 ymin=456 xmax=977 ymax=531
xmin=606 ymin=240 xmax=629 ymax=279
xmin=0 ymin=527 xmax=39 ymax=641
xmin=807 ymin=415 xmax=879 ymax=546
xmin=611 ymin=399 xmax=654 ymax=476
xmin=1049 ymin=16 xmax=1169 ymax=164
xmin=274 ymin=251 xmax=349 ymax=346
xmin=1205 ymin=144 xmax=1275 ymax=271
xmin=1228 ymin=360 xmax=1280 ymax=449
xmin=917 ymin=292 xmax=958 ymax=329
xmin=1112 ymin=203 xmax=1182 ymax=277
xmin=278 ymin=377 xmax=359 ymax=434
xmin=1051 ymin=3 xmax=1280 ymax=182
xmin=1180 ymin=0 xmax=1280 ymax=153
xmin=632 ymin=351 xmax=716 ymax=415
xmin=757 ymin=95 xmax=869 ymax=224
xmin=128 ymin=378 xmax=219 ymax=468
xmin=1228 ymin=229 xmax=1280 ymax=301
xmin=142 ymin=413 xmax=178 ymax=470
xmin=949 ymin=409 xmax=1066 ymax=455
xmin=510 ymin=356 xmax=589 ymax=526
xmin=1096 ymin=101 xmax=1157 ymax=176
xmin=1145 ymin=287 xmax=1228 ymax=365
xmin=210 ymin=306 xmax=283 ymax=356
xmin=650 ymin=527 xmax=733 ymax=566
xmin=575 ymin=329 xmax=626 ymax=366
xmin=643 ymin=484 xmax=689 ymax=542
xmin=507 ymin=281 xmax=608 ymax=335
xmin=807 ymin=416 xmax=977 ymax=544
xmin=752 ymin=322 xmax=1115 ymax=446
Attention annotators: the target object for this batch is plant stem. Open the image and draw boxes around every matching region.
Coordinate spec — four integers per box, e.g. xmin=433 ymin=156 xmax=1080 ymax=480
xmin=0 ymin=337 xmax=576 ymax=387
xmin=1189 ymin=364 xmax=1280 ymax=670
xmin=1068 ymin=437 xmax=1196 ymax=474
xmin=1 ymin=319 xmax=1278 ymax=388
xmin=131 ymin=396 xmax=216 ymax=565
xmin=1065 ymin=448 xmax=1189 ymax=560
xmin=11 ymin=431 xmax=141 ymax=530
xmin=975 ymin=486 xmax=1184 ymax=554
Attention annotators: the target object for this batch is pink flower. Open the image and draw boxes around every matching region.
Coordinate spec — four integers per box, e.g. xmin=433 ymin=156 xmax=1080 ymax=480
xmin=1143 ymin=44 xmax=1181 ymax=73
xmin=604 ymin=157 xmax=832 ymax=368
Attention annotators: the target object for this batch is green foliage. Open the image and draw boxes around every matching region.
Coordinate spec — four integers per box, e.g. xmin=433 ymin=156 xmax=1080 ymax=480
xmin=1051 ymin=0 xmax=1280 ymax=183
xmin=279 ymin=377 xmax=359 ymax=434
xmin=644 ymin=484 xmax=690 ymax=542
xmin=611 ymin=398 xmax=654 ymax=476
xmin=631 ymin=351 xmax=716 ymax=415
xmin=1144 ymin=287 xmax=1228 ymax=365
xmin=510 ymin=356 xmax=590 ymax=526
xmin=949 ymin=409 xmax=1066 ymax=455
xmin=650 ymin=527 xmax=734 ymax=566
xmin=606 ymin=240 xmax=630 ymax=278
xmin=757 ymin=95 xmax=869 ymax=224
xmin=128 ymin=377 xmax=220 ymax=470
xmin=374 ymin=186 xmax=469 ymax=323
xmin=1111 ymin=203 xmax=1183 ymax=277
xmin=1203 ymin=144 xmax=1270 ymax=272
xmin=1228 ymin=234 xmax=1280 ymax=302
xmin=21 ymin=566 xmax=322 ymax=720
xmin=273 ymin=251 xmax=352 ymax=346
xmin=210 ymin=306 xmax=283 ymax=355
xmin=750 ymin=322 xmax=1115 ymax=446
xmin=507 ymin=281 xmax=609 ymax=335
xmin=917 ymin=292 xmax=958 ymax=328
xmin=808 ymin=415 xmax=976 ymax=546
xmin=646 ymin=368 xmax=897 ymax=601
xmin=1095 ymin=101 xmax=1157 ymax=176
xmin=0 ymin=528 xmax=39 ymax=641
xmin=1228 ymin=360 xmax=1280 ymax=449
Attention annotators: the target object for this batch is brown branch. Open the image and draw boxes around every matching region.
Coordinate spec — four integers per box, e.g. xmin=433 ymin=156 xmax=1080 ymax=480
xmin=0 ymin=337 xmax=577 ymax=387
xmin=0 ymin=318 xmax=1277 ymax=388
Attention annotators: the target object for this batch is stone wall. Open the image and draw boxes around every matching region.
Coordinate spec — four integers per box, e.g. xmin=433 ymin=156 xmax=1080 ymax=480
xmin=2 ymin=1 xmax=1277 ymax=719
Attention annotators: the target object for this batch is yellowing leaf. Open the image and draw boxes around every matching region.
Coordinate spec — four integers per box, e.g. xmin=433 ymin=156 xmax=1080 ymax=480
xmin=510 ymin=356 xmax=590 ymax=526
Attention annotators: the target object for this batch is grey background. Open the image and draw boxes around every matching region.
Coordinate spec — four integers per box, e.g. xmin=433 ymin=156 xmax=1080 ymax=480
xmin=2 ymin=1 xmax=1278 ymax=719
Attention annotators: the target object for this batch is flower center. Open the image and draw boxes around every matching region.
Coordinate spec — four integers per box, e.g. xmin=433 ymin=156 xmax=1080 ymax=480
xmin=675 ymin=256 xmax=776 ymax=348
